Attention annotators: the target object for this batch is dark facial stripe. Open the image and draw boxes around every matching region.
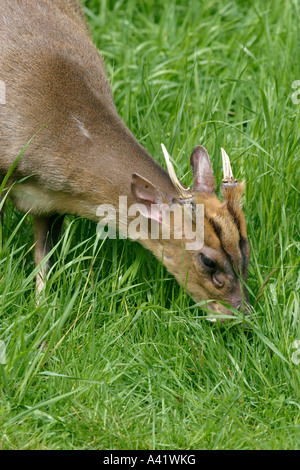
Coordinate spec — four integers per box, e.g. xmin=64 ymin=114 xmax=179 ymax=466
xmin=239 ymin=237 xmax=250 ymax=280
xmin=206 ymin=216 xmax=236 ymax=268
xmin=227 ymin=205 xmax=241 ymax=232
xmin=226 ymin=205 xmax=250 ymax=280
xmin=207 ymin=213 xmax=249 ymax=280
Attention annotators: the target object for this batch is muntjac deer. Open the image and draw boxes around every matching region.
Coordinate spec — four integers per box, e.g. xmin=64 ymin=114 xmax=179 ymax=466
xmin=0 ymin=0 xmax=250 ymax=319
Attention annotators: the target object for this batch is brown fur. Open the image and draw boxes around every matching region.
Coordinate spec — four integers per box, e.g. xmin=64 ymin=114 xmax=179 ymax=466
xmin=0 ymin=0 xmax=250 ymax=317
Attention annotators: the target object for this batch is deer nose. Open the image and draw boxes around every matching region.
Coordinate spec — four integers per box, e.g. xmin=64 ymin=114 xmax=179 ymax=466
xmin=207 ymin=293 xmax=251 ymax=324
xmin=231 ymin=284 xmax=251 ymax=314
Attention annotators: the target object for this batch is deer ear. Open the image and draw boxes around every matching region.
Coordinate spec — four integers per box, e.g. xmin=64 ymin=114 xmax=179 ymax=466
xmin=190 ymin=146 xmax=216 ymax=193
xmin=131 ymin=173 xmax=164 ymax=223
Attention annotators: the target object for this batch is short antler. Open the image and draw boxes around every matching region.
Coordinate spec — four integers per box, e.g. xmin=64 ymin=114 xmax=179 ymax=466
xmin=161 ymin=144 xmax=193 ymax=199
xmin=221 ymin=148 xmax=238 ymax=186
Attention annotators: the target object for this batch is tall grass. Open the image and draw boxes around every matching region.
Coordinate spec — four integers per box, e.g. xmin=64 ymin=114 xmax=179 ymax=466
xmin=0 ymin=0 xmax=299 ymax=449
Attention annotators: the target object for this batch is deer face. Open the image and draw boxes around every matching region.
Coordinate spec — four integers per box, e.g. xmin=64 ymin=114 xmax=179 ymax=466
xmin=131 ymin=145 xmax=250 ymax=320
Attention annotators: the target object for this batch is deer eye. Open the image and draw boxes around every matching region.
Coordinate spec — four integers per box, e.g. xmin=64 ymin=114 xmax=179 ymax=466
xmin=200 ymin=254 xmax=217 ymax=271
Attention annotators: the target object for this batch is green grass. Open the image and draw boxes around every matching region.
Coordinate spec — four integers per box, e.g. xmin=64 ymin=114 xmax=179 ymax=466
xmin=0 ymin=0 xmax=299 ymax=449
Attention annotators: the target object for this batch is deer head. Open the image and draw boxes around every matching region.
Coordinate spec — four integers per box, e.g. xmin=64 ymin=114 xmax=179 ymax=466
xmin=131 ymin=145 xmax=250 ymax=320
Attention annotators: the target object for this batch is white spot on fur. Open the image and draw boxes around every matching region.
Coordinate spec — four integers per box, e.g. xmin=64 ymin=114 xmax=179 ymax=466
xmin=72 ymin=116 xmax=92 ymax=140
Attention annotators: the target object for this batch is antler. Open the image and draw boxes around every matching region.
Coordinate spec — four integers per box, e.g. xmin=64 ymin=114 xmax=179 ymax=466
xmin=221 ymin=148 xmax=238 ymax=185
xmin=161 ymin=144 xmax=193 ymax=199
